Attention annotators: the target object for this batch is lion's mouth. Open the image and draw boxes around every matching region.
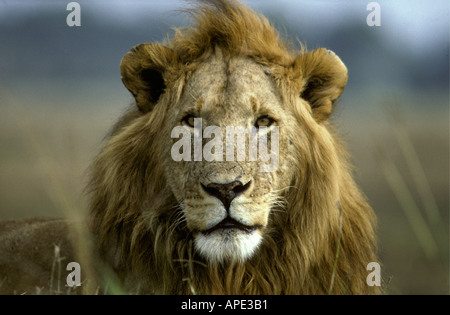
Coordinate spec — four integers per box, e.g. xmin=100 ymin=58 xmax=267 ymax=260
xmin=202 ymin=217 xmax=258 ymax=235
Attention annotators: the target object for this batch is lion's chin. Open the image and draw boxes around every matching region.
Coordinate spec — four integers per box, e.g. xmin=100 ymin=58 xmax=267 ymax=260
xmin=194 ymin=229 xmax=262 ymax=264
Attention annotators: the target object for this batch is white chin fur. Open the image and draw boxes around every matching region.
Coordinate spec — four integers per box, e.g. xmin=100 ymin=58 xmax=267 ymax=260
xmin=194 ymin=229 xmax=262 ymax=264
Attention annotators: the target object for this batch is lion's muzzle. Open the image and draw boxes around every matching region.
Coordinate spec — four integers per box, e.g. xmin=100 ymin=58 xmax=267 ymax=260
xmin=201 ymin=180 xmax=251 ymax=212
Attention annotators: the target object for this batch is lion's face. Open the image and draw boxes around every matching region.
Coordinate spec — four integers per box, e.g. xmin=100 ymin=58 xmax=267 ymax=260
xmin=120 ymin=41 xmax=347 ymax=264
xmin=93 ymin=0 xmax=378 ymax=294
xmin=163 ymin=50 xmax=294 ymax=263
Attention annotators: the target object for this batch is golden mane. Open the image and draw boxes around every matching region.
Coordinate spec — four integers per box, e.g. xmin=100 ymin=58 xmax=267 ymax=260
xmin=88 ymin=0 xmax=379 ymax=294
xmin=171 ymin=0 xmax=296 ymax=65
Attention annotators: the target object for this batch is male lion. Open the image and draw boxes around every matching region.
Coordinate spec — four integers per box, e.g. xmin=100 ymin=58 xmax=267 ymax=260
xmin=0 ymin=0 xmax=379 ymax=294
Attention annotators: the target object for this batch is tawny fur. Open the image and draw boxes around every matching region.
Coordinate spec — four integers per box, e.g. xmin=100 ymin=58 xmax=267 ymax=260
xmin=0 ymin=0 xmax=378 ymax=295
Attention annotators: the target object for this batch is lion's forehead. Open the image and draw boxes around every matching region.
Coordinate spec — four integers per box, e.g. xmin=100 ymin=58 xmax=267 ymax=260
xmin=180 ymin=51 xmax=282 ymax=125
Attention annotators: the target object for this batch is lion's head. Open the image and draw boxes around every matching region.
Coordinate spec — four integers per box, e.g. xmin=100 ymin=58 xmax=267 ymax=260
xmin=89 ymin=0 xmax=378 ymax=294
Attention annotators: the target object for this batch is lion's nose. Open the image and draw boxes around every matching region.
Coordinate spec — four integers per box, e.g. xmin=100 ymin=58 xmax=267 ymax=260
xmin=201 ymin=180 xmax=251 ymax=211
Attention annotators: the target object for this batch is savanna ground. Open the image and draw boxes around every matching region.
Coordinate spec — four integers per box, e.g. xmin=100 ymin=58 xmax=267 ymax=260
xmin=0 ymin=78 xmax=448 ymax=294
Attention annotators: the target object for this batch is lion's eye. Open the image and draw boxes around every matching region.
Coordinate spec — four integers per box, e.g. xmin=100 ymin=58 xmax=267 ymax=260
xmin=255 ymin=116 xmax=275 ymax=128
xmin=182 ymin=114 xmax=196 ymax=127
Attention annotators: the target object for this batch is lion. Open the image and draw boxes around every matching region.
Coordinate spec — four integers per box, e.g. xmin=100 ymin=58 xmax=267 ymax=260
xmin=0 ymin=0 xmax=379 ymax=294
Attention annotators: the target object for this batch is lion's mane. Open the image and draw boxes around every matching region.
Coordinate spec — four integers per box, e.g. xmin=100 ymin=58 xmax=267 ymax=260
xmin=88 ymin=0 xmax=378 ymax=294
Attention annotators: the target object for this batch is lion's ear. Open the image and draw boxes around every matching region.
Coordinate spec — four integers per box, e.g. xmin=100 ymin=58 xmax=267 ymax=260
xmin=120 ymin=43 xmax=177 ymax=113
xmin=295 ymin=48 xmax=348 ymax=122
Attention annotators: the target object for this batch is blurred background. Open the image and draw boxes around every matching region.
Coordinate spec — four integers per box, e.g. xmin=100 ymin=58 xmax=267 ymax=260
xmin=0 ymin=0 xmax=448 ymax=294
